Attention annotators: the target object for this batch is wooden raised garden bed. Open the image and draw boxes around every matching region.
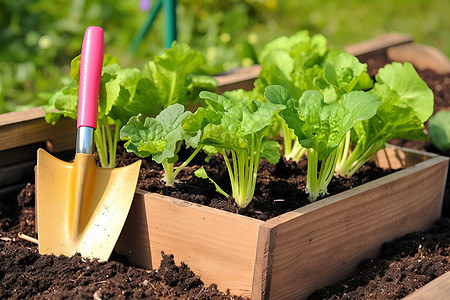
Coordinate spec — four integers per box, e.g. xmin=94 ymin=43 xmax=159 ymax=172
xmin=0 ymin=33 xmax=449 ymax=299
xmin=114 ymin=145 xmax=447 ymax=299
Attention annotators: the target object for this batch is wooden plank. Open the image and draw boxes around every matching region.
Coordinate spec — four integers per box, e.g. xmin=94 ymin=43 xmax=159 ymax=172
xmin=214 ymin=65 xmax=261 ymax=94
xmin=252 ymin=224 xmax=277 ymax=300
xmin=115 ymin=190 xmax=264 ymax=297
xmin=0 ymin=107 xmax=45 ymax=126
xmin=388 ymin=43 xmax=450 ymax=74
xmin=0 ymin=114 xmax=76 ymax=153
xmin=345 ymin=32 xmax=413 ymax=58
xmin=263 ymin=154 xmax=448 ymax=299
xmin=403 ymin=271 xmax=450 ymax=300
xmin=374 ymin=144 xmax=437 ymax=170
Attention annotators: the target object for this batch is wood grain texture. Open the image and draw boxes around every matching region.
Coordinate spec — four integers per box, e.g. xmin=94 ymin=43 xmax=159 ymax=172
xmin=374 ymin=144 xmax=437 ymax=169
xmin=114 ymin=147 xmax=448 ymax=299
xmin=263 ymin=153 xmax=448 ymax=300
xmin=404 ymin=271 xmax=450 ymax=300
xmin=0 ymin=108 xmax=76 ymax=153
xmin=115 ymin=190 xmax=263 ymax=297
xmin=252 ymin=223 xmax=277 ymax=300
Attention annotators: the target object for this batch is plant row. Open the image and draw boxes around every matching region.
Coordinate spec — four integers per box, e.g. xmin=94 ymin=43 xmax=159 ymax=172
xmin=47 ymin=31 xmax=435 ymax=207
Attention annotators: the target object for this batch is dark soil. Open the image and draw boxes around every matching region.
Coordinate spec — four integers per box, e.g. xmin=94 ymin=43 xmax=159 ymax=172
xmin=308 ymin=218 xmax=450 ymax=300
xmin=116 ymin=144 xmax=394 ymax=221
xmin=0 ymin=154 xmax=400 ymax=300
xmin=1 ymin=51 xmax=449 ymax=299
xmin=0 ymin=184 xmax=244 ymax=300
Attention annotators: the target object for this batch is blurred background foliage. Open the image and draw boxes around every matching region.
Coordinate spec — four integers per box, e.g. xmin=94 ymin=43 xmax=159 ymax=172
xmin=1 ymin=0 xmax=448 ymax=113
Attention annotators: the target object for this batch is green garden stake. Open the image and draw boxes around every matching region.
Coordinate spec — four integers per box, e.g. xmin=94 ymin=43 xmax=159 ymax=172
xmin=130 ymin=0 xmax=177 ymax=52
xmin=162 ymin=0 xmax=177 ymax=48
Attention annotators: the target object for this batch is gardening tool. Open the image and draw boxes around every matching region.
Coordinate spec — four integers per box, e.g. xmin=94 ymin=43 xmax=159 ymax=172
xmin=36 ymin=26 xmax=141 ymax=261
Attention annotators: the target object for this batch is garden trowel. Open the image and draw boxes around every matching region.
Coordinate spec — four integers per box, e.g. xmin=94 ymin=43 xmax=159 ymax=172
xmin=36 ymin=26 xmax=141 ymax=261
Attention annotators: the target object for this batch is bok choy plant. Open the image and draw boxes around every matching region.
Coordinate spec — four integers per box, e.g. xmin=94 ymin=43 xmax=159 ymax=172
xmin=120 ymin=104 xmax=200 ymax=186
xmin=182 ymin=91 xmax=285 ymax=208
xmin=251 ymin=30 xmax=373 ymax=162
xmin=335 ymin=62 xmax=434 ymax=177
xmin=265 ymin=85 xmax=380 ymax=201
xmin=45 ymin=42 xmax=215 ymax=168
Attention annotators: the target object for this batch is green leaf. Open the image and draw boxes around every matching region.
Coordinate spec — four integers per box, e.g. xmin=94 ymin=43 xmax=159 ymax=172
xmin=323 ymin=52 xmax=371 ymax=95
xmin=373 ymin=62 xmax=433 ymax=123
xmin=193 ymin=92 xmax=285 ymax=153
xmin=261 ymin=139 xmax=281 ymax=164
xmin=43 ymin=84 xmax=78 ymax=123
xmin=120 ymin=104 xmax=191 ymax=163
xmin=353 ymin=62 xmax=434 ymax=145
xmin=188 ymin=74 xmax=218 ymax=103
xmin=69 ymin=55 xmax=81 ymax=81
xmin=106 ymin=68 xmax=160 ymax=123
xmin=337 ymin=62 xmax=434 ymax=177
xmin=428 ymin=110 xmax=450 ymax=150
xmin=265 ymin=86 xmax=380 ymax=158
xmin=254 ymin=31 xmax=329 ymax=103
xmin=120 ymin=115 xmax=166 ymax=158
xmin=144 ymin=42 xmax=205 ymax=108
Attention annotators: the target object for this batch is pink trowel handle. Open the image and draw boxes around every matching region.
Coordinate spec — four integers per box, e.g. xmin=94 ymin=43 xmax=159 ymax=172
xmin=77 ymin=26 xmax=104 ymax=129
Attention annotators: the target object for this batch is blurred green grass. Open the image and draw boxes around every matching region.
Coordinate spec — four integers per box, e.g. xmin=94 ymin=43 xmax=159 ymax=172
xmin=258 ymin=0 xmax=449 ymax=56
xmin=1 ymin=0 xmax=448 ymax=113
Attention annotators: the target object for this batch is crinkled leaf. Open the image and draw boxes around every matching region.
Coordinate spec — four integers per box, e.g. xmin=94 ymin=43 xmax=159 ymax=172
xmin=353 ymin=102 xmax=428 ymax=154
xmin=254 ymin=50 xmax=300 ymax=100
xmin=372 ymin=62 xmax=433 ymax=122
xmin=265 ymin=85 xmax=380 ymax=158
xmin=187 ymin=74 xmax=217 ymax=103
xmin=223 ymin=89 xmax=253 ymax=105
xmin=259 ymin=30 xmax=326 ymax=63
xmin=323 ymin=52 xmax=372 ymax=95
xmin=185 ymin=92 xmax=284 ymax=154
xmin=144 ymin=42 xmax=205 ymax=108
xmin=106 ymin=68 xmax=160 ymax=123
xmin=120 ymin=104 xmax=191 ymax=163
xmin=254 ymin=31 xmax=329 ymax=103
xmin=120 ymin=116 xmax=166 ymax=158
xmin=241 ymin=100 xmax=285 ymax=135
xmin=44 ymin=84 xmax=78 ymax=123
xmin=350 ymin=62 xmax=434 ymax=153
xmin=261 ymin=139 xmax=281 ymax=164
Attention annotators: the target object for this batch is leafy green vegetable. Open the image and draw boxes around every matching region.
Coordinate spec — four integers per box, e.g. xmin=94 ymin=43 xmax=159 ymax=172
xmin=45 ymin=42 xmax=215 ymax=168
xmin=336 ymin=62 xmax=434 ymax=177
xmin=251 ymin=31 xmax=373 ymax=162
xmin=144 ymin=41 xmax=216 ymax=109
xmin=429 ymin=110 xmax=450 ymax=150
xmin=120 ymin=104 xmax=200 ymax=186
xmin=182 ymin=91 xmax=285 ymax=207
xmin=45 ymin=54 xmax=158 ymax=168
xmin=265 ymin=85 xmax=380 ymax=201
xmin=317 ymin=51 xmax=373 ymax=102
